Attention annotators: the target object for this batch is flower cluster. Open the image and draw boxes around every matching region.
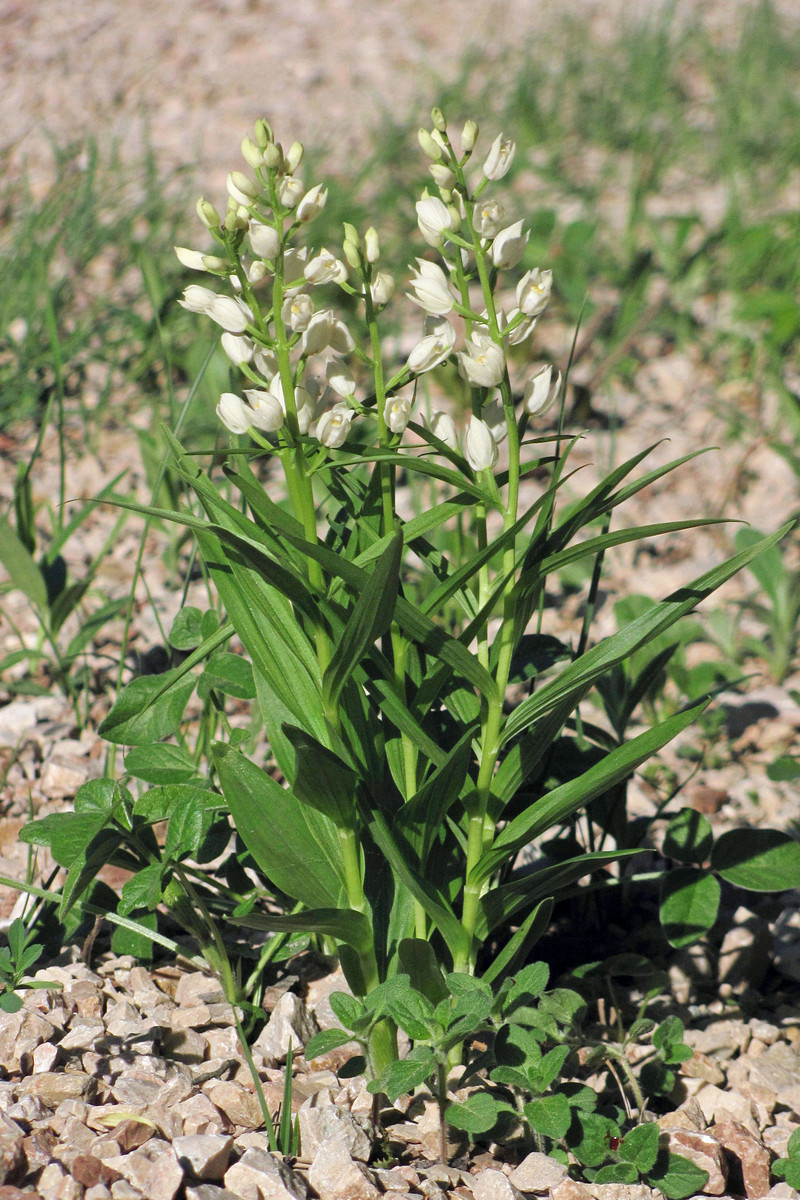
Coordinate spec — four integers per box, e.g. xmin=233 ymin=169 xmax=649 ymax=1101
xmin=176 ymin=109 xmax=561 ymax=470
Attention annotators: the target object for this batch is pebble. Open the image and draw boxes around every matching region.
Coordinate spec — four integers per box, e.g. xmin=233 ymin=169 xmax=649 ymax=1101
xmin=252 ymin=992 xmax=319 ymax=1066
xmin=308 ymin=1139 xmax=381 ymax=1200
xmin=665 ymin=1129 xmax=729 ymax=1194
xmin=171 ymin=1134 xmax=233 ymax=1182
xmin=224 ymin=1146 xmax=309 ymax=1200
xmin=471 ymin=1169 xmax=526 ymax=1200
xmin=508 ymin=1151 xmax=568 ymax=1193
xmin=711 ymin=1119 xmax=772 ymax=1198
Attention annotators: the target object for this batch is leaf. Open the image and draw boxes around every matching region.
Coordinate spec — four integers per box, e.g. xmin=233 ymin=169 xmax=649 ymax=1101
xmin=663 ymin=808 xmax=713 ymax=865
xmin=648 ymin=1151 xmax=709 ymax=1200
xmin=446 ymin=1092 xmax=510 ymax=1134
xmin=659 ymin=868 xmax=721 ymax=948
xmin=330 ymin=992 xmax=369 ymax=1033
xmin=594 ymin=1163 xmax=639 ymax=1184
xmin=508 ymin=961 xmax=550 ymax=1006
xmin=197 ymin=651 xmax=256 ymax=701
xmin=110 ymin=909 xmax=158 ymax=961
xmin=384 ymin=987 xmax=438 ymax=1041
xmin=567 ymin=1111 xmax=620 ymax=1167
xmin=398 ymin=938 xmax=449 ymax=1006
xmin=229 ymin=906 xmax=373 ymax=955
xmin=170 ymin=607 xmax=219 ymax=650
xmin=480 ymin=899 xmax=553 ymax=986
xmin=767 ymin=756 xmax=800 ymax=782
xmin=0 ymin=991 xmax=23 ymax=1014
xmin=0 ymin=516 xmax=48 ymax=613
xmin=214 ymin=743 xmax=347 ymax=909
xmin=323 ymin=528 xmax=403 ymax=709
xmin=284 ymin=727 xmax=358 ymax=827
xmin=524 ymin=1093 xmax=572 ymax=1140
xmin=395 ymin=730 xmax=474 ymax=864
xmin=119 ymin=865 xmax=163 ymax=916
xmin=98 ymin=669 xmax=197 ymax=746
xmin=503 ymin=523 xmax=793 ymax=746
xmin=304 ymin=1028 xmax=357 ymax=1058
xmin=620 ymin=1123 xmax=660 ymax=1172
xmin=477 ymin=705 xmax=706 ymax=882
xmin=711 ymin=828 xmax=800 ymax=891
xmin=124 ymin=744 xmax=198 ymax=785
xmin=369 ymin=1047 xmax=437 ymax=1102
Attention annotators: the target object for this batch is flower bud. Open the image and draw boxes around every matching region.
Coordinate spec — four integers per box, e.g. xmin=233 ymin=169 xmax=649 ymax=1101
xmin=241 ymin=136 xmax=265 ymax=169
xmin=317 ymin=403 xmax=354 ymax=448
xmin=473 ymin=199 xmax=505 ymax=239
xmin=342 ymin=238 xmax=362 ymax=270
xmin=407 ymin=316 xmax=456 ymax=373
xmin=243 ymin=388 xmax=284 ymax=432
xmin=178 ymin=284 xmax=215 ymax=314
xmin=464 ymin=418 xmax=498 ymax=471
xmin=326 ymin=359 xmax=355 ymax=399
xmin=174 ymin=246 xmax=208 ymax=271
xmin=285 ymin=141 xmax=304 ymax=174
xmin=370 ymin=270 xmax=395 ymax=306
xmin=217 ymin=392 xmax=251 ymax=434
xmin=254 ymin=118 xmax=273 ymax=149
xmin=228 ymin=171 xmax=259 ymax=204
xmin=429 ymin=162 xmax=456 ymax=189
xmin=279 ymin=175 xmax=304 ymax=209
xmin=482 ymin=398 xmax=508 ymax=445
xmin=206 ymin=295 xmax=253 ymax=334
xmin=491 ymin=220 xmax=529 ymax=270
xmin=457 ymin=331 xmax=506 ymax=388
xmin=384 ymin=396 xmax=413 ymax=434
xmin=247 ymin=260 xmax=269 ymax=284
xmin=407 ymin=259 xmax=455 ymax=316
xmin=426 ymin=410 xmax=458 ymax=450
xmin=343 ymin=222 xmax=360 ymax=248
xmin=221 ymin=333 xmax=254 ymax=365
xmin=461 ymin=119 xmax=479 ymax=154
xmin=263 ymin=141 xmax=283 ymax=170
xmin=431 ymin=106 xmax=447 ymax=132
xmin=196 ymin=197 xmax=221 ymax=229
xmin=516 ymin=267 xmax=553 ymax=317
xmin=523 ymin=364 xmax=561 ymax=416
xmin=418 ymin=128 xmax=442 ymax=160
xmin=416 ymin=195 xmax=453 ymax=247
xmin=281 ymin=292 xmax=314 ymax=332
xmin=482 ymin=133 xmax=516 ymax=181
xmin=297 ymin=183 xmax=328 ymax=223
xmin=249 ymin=221 xmax=281 ymax=260
xmin=364 ymin=227 xmax=380 ymax=263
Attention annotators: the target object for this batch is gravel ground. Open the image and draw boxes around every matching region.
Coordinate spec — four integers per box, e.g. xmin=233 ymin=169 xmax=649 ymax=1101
xmin=3 ymin=0 xmax=800 ymax=195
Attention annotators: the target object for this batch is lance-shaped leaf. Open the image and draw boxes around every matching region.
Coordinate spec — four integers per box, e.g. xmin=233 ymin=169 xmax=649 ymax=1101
xmin=98 ymin=668 xmax=198 ymax=746
xmin=228 ymin=906 xmax=373 ymax=956
xmin=395 ymin=729 xmax=475 ymax=866
xmin=323 ymin=529 xmax=403 ymax=709
xmin=503 ymin=523 xmax=792 ymax=746
xmin=214 ymin=743 xmax=347 ymax=909
xmin=283 ymin=725 xmax=359 ymax=827
xmin=476 ymin=849 xmax=640 ymax=938
xmin=475 ymin=703 xmax=707 ymax=884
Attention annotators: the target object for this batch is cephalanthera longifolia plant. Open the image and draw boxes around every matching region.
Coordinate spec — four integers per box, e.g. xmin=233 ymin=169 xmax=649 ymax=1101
xmin=46 ymin=108 xmax=794 ymax=1080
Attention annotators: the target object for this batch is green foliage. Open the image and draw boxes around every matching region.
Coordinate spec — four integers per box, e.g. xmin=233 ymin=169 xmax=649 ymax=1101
xmin=0 ymin=918 xmax=62 ymax=1014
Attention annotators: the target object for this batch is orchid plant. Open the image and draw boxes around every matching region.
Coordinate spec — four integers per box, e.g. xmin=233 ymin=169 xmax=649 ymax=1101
xmin=86 ymin=107 xmax=793 ymax=1084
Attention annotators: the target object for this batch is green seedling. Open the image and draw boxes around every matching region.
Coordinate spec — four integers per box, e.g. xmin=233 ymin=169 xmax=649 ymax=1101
xmin=0 ymin=917 xmax=62 ymax=1014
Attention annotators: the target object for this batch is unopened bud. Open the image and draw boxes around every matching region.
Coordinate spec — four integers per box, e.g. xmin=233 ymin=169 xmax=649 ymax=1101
xmin=447 ymin=204 xmax=462 ymax=233
xmin=241 ymin=136 xmax=265 ymax=169
xmin=418 ymin=128 xmax=442 ymax=160
xmin=230 ymin=170 xmax=259 ymax=199
xmin=254 ymin=118 xmax=273 ymax=149
xmin=196 ymin=197 xmax=221 ymax=230
xmin=364 ymin=227 xmax=380 ymax=263
xmin=431 ymin=106 xmax=447 ymax=132
xmin=429 ymin=163 xmax=455 ymax=189
xmin=461 ymin=119 xmax=479 ymax=154
xmin=342 ymin=222 xmax=360 ymax=248
xmin=263 ymin=141 xmax=283 ymax=170
xmin=342 ymin=238 xmax=361 ymax=270
xmin=285 ymin=141 xmax=304 ymax=174
xmin=202 ymin=255 xmax=229 ymax=272
xmin=431 ymin=129 xmax=448 ymax=154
